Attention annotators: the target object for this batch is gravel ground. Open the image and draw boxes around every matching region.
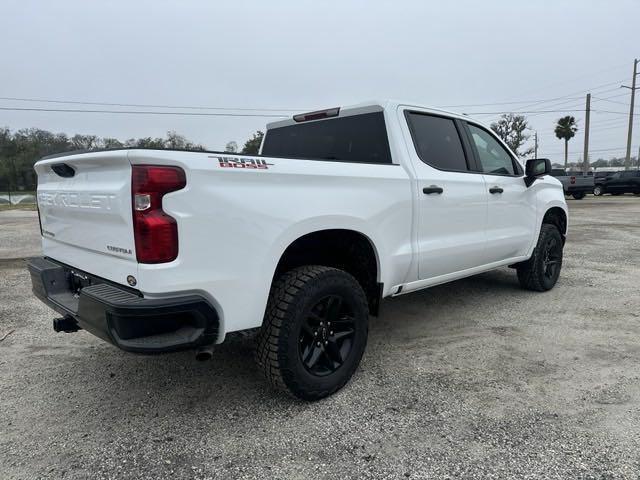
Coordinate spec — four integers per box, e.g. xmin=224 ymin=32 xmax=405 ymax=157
xmin=1 ymin=196 xmax=640 ymax=479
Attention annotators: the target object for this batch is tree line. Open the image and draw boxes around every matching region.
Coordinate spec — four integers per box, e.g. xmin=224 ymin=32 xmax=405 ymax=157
xmin=0 ymin=127 xmax=208 ymax=191
xmin=0 ymin=127 xmax=264 ymax=192
xmin=1 ymin=116 xmax=635 ymax=194
xmin=490 ymin=113 xmax=636 ymax=170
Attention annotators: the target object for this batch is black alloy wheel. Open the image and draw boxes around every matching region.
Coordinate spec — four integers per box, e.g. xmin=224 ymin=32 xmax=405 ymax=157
xmin=298 ymin=294 xmax=356 ymax=377
xmin=516 ymin=224 xmax=564 ymax=291
xmin=256 ymin=266 xmax=369 ymax=400
xmin=541 ymin=235 xmax=562 ymax=282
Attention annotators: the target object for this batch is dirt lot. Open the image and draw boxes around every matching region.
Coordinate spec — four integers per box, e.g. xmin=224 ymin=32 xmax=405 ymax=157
xmin=1 ymin=196 xmax=640 ymax=479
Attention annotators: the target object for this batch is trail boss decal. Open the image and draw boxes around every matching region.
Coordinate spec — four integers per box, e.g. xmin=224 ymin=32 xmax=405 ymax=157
xmin=213 ymin=156 xmax=274 ymax=170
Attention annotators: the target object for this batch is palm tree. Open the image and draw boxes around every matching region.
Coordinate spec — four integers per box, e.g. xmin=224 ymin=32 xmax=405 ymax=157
xmin=554 ymin=116 xmax=578 ymax=170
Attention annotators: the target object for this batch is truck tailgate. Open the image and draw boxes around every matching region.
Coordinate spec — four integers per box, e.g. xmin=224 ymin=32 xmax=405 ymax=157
xmin=34 ymin=151 xmax=137 ymax=283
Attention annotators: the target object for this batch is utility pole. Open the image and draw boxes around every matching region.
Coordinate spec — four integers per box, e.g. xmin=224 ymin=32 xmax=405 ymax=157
xmin=534 ymin=131 xmax=538 ymax=158
xmin=583 ymin=93 xmax=591 ymax=174
xmin=622 ymin=58 xmax=639 ymax=170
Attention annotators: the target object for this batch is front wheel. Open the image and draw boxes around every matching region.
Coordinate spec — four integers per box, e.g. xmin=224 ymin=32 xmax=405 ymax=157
xmin=593 ymin=185 xmax=604 ymax=196
xmin=255 ymin=266 xmax=369 ymax=400
xmin=516 ymin=224 xmax=563 ymax=291
xmin=571 ymin=191 xmax=586 ymax=200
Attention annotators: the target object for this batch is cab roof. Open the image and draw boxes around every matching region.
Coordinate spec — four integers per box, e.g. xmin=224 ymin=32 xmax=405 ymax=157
xmin=265 ymin=100 xmax=480 ymax=130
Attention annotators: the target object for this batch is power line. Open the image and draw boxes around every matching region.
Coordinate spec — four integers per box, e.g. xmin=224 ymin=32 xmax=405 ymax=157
xmin=488 ymin=61 xmax=630 ymax=103
xmin=523 ymin=88 xmax=624 ymax=116
xmin=590 ymin=123 xmax=635 ymax=133
xmin=593 ymin=97 xmax=629 ymax=106
xmin=466 ymin=108 xmax=586 ymax=115
xmin=1 ymin=70 xmax=631 ymax=117
xmin=475 ymin=85 xmax=633 ymax=122
xmin=506 ymin=80 xmax=626 ymax=113
xmin=0 ymin=93 xmax=592 ymax=113
xmin=591 ymin=114 xmax=638 ymax=126
xmin=524 ymin=100 xmax=588 ymax=118
xmin=2 ymin=76 xmax=627 ymax=116
xmin=597 ymin=92 xmax=631 ymax=100
xmin=590 ymin=115 xmax=635 ymax=126
xmin=3 ymin=104 xmax=620 ymax=118
xmin=0 ymin=96 xmax=304 ymax=112
xmin=0 ymin=106 xmax=289 ymax=118
xmin=593 ymin=109 xmax=640 ymax=116
xmin=469 ymin=82 xmax=626 ymax=118
xmin=437 ymin=96 xmax=582 ymax=108
xmin=598 ymin=117 xmax=637 ymax=126
xmin=543 ymin=146 xmax=628 ymax=155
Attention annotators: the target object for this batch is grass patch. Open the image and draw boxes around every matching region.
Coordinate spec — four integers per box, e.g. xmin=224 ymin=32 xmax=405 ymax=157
xmin=0 ymin=204 xmax=37 ymax=211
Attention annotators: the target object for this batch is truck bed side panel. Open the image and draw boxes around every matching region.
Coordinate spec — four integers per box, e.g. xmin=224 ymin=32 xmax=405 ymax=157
xmin=128 ymin=150 xmax=413 ymax=335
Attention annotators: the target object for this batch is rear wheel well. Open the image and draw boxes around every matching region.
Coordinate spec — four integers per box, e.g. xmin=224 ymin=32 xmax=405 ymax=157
xmin=542 ymin=207 xmax=567 ymax=242
xmin=274 ymin=230 xmax=381 ymax=316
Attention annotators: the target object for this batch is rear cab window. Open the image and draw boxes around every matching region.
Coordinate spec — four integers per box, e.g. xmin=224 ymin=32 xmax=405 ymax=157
xmin=261 ymin=111 xmax=392 ymax=164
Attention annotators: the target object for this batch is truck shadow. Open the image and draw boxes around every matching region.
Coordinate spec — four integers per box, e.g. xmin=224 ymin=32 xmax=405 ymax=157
xmin=40 ymin=268 xmax=524 ymax=414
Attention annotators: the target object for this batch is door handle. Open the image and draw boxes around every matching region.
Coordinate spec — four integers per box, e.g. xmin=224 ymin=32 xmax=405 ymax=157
xmin=423 ymin=186 xmax=443 ymax=195
xmin=489 ymin=186 xmax=504 ymax=194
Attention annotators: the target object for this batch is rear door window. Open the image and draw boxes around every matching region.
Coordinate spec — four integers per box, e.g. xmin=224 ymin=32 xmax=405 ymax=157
xmin=405 ymin=112 xmax=469 ymax=171
xmin=261 ymin=112 xmax=392 ymax=164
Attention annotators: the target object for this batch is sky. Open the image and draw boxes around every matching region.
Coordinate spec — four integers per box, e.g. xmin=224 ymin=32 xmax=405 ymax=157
xmin=1 ymin=0 xmax=639 ymax=163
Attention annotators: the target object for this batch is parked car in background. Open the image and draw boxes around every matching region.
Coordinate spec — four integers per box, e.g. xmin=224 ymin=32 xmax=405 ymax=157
xmin=594 ymin=171 xmax=614 ymax=187
xmin=593 ymin=170 xmax=640 ymax=196
xmin=549 ymin=169 xmax=594 ymax=199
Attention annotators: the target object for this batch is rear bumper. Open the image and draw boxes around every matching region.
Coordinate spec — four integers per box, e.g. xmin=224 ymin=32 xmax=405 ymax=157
xmin=27 ymin=257 xmax=219 ymax=353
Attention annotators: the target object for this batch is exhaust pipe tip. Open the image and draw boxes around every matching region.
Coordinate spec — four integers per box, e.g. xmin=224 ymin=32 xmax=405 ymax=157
xmin=195 ymin=345 xmax=214 ymax=361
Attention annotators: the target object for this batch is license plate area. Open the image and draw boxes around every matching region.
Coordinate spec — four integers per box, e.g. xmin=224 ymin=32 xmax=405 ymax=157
xmin=28 ymin=257 xmax=140 ymax=316
xmin=69 ymin=269 xmax=93 ymax=295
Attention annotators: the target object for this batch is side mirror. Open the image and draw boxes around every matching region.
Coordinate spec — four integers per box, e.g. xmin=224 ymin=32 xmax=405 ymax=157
xmin=525 ymin=158 xmax=551 ymax=187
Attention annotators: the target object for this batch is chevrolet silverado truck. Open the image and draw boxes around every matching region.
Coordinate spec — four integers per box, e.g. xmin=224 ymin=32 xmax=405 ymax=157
xmin=28 ymin=101 xmax=568 ymax=400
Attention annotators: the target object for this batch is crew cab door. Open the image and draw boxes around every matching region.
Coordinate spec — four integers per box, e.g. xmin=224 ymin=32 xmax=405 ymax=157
xmin=463 ymin=122 xmax=536 ymax=262
xmin=401 ymin=110 xmax=488 ymax=279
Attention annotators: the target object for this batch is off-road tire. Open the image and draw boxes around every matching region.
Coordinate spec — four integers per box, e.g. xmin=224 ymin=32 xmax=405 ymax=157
xmin=255 ymin=266 xmax=369 ymax=401
xmin=516 ymin=224 xmax=563 ymax=292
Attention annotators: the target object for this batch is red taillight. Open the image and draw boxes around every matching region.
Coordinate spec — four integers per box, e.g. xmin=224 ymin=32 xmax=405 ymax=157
xmin=131 ymin=165 xmax=186 ymax=264
xmin=570 ymin=176 xmax=576 ymax=184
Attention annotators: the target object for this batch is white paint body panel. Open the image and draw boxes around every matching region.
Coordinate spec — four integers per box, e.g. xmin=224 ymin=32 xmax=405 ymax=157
xmin=483 ymin=174 xmax=537 ymax=263
xmin=34 ymin=100 xmax=567 ymax=341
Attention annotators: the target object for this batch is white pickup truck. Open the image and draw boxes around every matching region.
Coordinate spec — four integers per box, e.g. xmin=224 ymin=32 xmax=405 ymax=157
xmin=29 ymin=101 xmax=567 ymax=400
